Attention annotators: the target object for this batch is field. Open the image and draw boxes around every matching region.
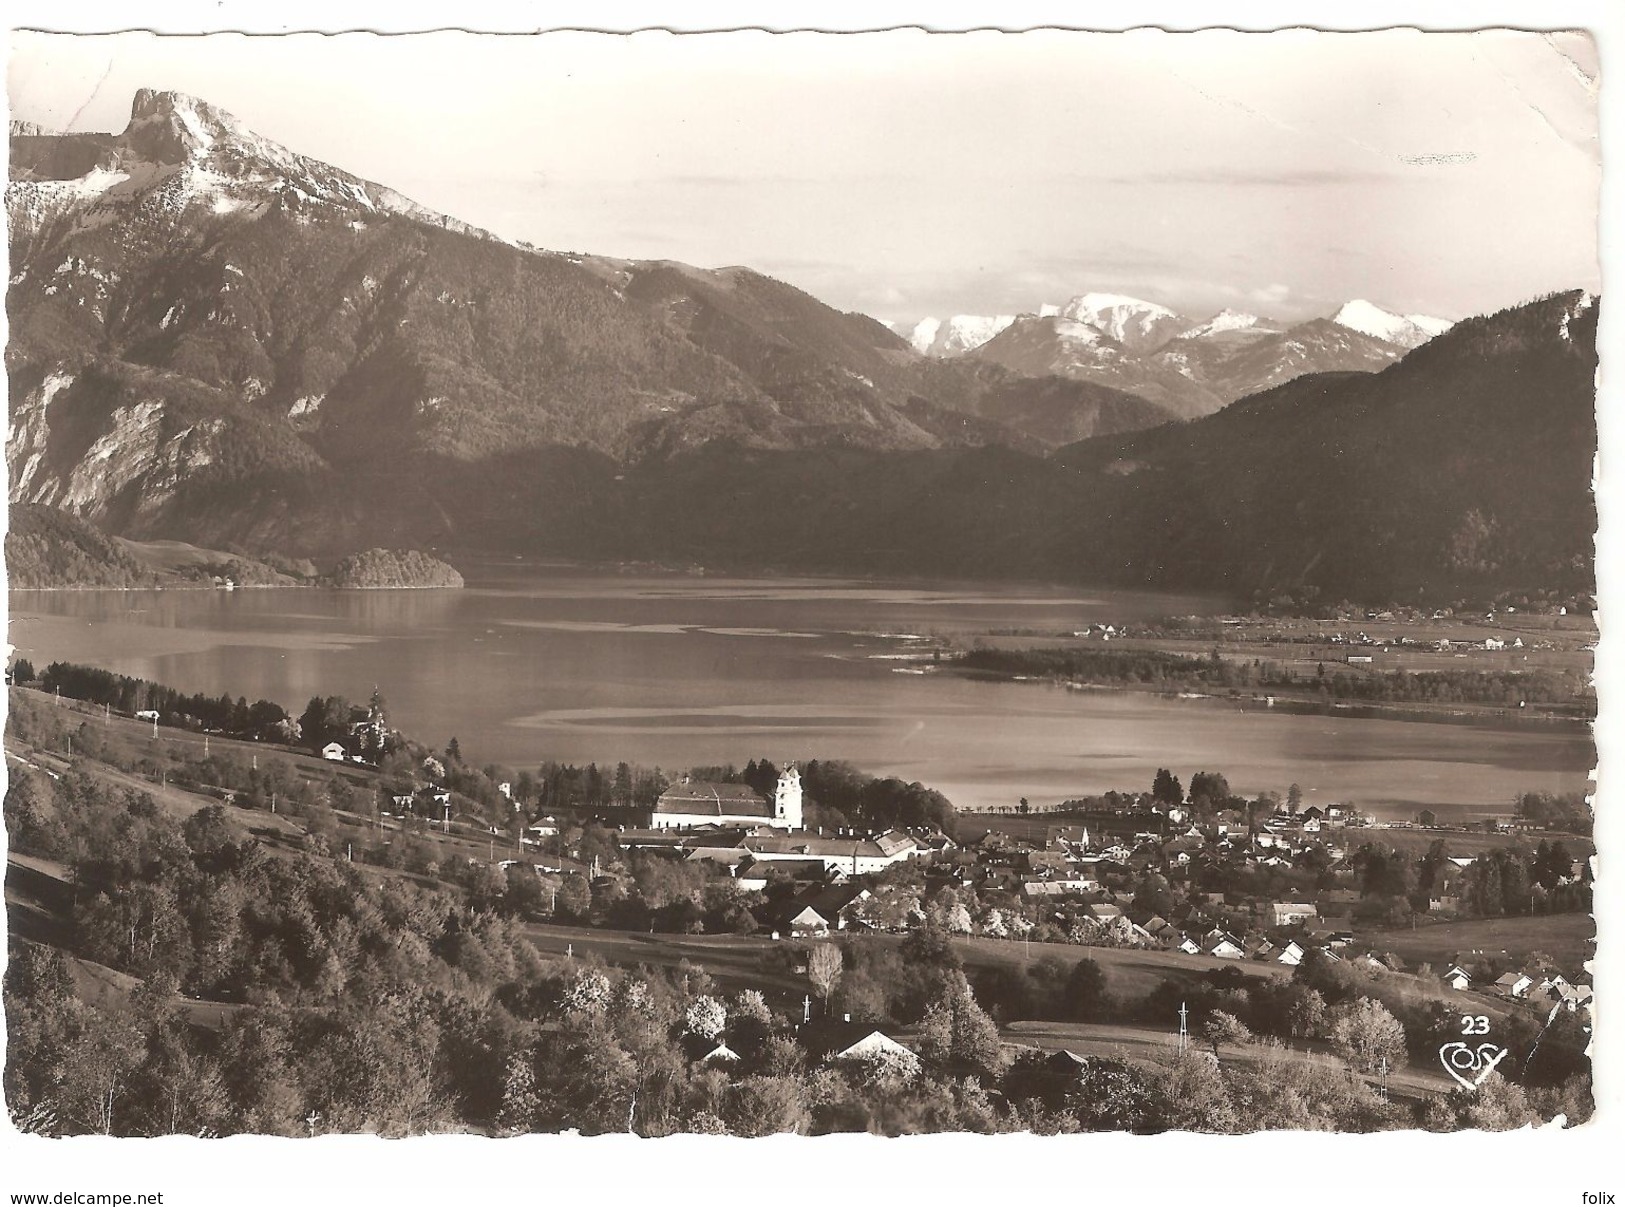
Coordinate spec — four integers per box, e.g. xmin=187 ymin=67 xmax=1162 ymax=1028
xmin=1001 ymin=1020 xmax=1454 ymax=1099
xmin=1357 ymin=913 xmax=1596 ymax=973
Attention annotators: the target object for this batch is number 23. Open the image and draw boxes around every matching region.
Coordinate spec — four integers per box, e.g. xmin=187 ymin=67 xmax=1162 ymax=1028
xmin=1461 ymin=1015 xmax=1489 ymax=1035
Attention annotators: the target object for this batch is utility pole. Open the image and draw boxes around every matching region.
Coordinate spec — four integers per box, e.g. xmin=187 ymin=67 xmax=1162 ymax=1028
xmin=1178 ymin=1001 xmax=1189 ymax=1053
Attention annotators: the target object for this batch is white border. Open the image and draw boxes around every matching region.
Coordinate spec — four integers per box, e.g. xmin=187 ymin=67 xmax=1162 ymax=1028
xmin=1 ymin=3 xmax=1618 ymax=1203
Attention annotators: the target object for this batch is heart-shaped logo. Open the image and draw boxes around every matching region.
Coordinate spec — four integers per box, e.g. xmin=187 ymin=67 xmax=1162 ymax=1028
xmin=1438 ymin=1041 xmax=1510 ymax=1090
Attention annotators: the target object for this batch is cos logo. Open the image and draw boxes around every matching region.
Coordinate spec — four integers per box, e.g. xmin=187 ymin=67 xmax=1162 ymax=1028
xmin=1438 ymin=1041 xmax=1510 ymax=1090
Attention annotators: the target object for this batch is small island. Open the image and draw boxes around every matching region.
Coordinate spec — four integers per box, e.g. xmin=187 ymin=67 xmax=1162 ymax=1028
xmin=323 ymin=548 xmax=465 ymax=589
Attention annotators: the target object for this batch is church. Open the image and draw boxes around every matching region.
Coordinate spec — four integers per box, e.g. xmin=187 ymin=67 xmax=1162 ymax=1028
xmin=648 ymin=765 xmax=803 ymax=830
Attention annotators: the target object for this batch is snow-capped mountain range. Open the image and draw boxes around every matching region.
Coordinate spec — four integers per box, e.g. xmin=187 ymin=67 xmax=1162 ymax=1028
xmin=904 ymin=293 xmax=1454 ymax=417
xmin=910 ymin=294 xmax=1450 ymax=358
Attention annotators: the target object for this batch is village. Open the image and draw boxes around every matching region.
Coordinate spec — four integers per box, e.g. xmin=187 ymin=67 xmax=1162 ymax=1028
xmin=470 ymin=760 xmax=1595 ymax=1019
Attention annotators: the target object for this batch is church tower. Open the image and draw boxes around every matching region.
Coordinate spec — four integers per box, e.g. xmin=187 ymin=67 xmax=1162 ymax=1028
xmin=773 ymin=764 xmax=803 ymax=830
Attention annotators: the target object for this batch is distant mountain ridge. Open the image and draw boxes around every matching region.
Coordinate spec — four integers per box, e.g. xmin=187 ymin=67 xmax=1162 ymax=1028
xmin=906 ymin=292 xmax=1453 ymax=418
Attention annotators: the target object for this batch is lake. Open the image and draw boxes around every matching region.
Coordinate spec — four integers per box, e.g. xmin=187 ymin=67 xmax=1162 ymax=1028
xmin=6 ymin=566 xmax=1594 ymax=821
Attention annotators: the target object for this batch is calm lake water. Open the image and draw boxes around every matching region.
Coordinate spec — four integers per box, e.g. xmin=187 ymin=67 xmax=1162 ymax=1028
xmin=6 ymin=567 xmax=1594 ymax=820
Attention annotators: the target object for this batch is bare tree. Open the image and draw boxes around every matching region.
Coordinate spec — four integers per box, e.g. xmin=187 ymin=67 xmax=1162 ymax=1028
xmin=808 ymin=942 xmax=843 ymax=1008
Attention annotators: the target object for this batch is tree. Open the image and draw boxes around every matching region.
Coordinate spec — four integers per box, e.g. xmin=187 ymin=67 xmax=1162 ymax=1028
xmin=1188 ymin=772 xmax=1231 ymax=810
xmin=808 ymin=943 xmax=844 ymax=1007
xmin=1287 ymin=783 xmax=1303 ymax=812
xmin=1063 ymin=958 xmax=1109 ymax=1022
xmin=1328 ymin=997 xmax=1408 ymax=1075
xmin=1152 ymin=769 xmax=1184 ymax=806
xmin=916 ymin=976 xmax=1006 ymax=1080
xmin=1200 ymin=1011 xmax=1252 ymax=1058
xmin=684 ymin=995 xmax=728 ymax=1041
xmin=297 ymin=696 xmax=351 ymax=752
xmin=1132 ymin=873 xmax=1175 ymax=919
xmin=1283 ymin=985 xmax=1328 ymax=1039
xmin=494 ymin=1051 xmax=540 ymax=1136
xmin=561 ymin=969 xmax=614 ymax=1019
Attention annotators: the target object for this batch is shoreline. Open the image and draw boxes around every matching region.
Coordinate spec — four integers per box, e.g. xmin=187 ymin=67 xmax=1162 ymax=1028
xmin=947 ymin=666 xmax=1595 ymax=733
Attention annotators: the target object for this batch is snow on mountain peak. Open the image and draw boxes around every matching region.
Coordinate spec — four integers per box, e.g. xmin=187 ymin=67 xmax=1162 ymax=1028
xmin=910 ymin=313 xmax=1017 ymax=357
xmin=1057 ymin=292 xmax=1188 ymax=353
xmin=1178 ymin=309 xmax=1275 ymax=340
xmin=1331 ymin=299 xmax=1452 ymax=349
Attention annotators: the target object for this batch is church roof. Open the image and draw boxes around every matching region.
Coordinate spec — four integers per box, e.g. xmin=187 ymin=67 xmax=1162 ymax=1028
xmin=655 ymin=779 xmax=773 ymax=818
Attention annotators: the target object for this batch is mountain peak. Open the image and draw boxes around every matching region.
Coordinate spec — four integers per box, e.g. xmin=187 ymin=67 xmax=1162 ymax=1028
xmin=910 ymin=313 xmax=1017 ymax=357
xmin=1177 ymin=309 xmax=1279 ymax=340
xmin=123 ymin=88 xmax=255 ymax=164
xmin=1058 ymin=292 xmax=1189 ymax=353
xmin=1331 ymin=299 xmax=1452 ymax=349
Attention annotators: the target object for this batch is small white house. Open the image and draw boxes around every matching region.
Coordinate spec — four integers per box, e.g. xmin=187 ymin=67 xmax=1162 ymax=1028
xmin=1442 ymin=965 xmax=1473 ymax=991
xmin=321 ymin=742 xmax=346 ymax=762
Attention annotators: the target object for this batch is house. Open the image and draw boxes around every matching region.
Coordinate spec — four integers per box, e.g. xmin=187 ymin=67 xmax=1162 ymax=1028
xmin=1043 ymin=1049 xmax=1090 ymax=1077
xmin=770 ymin=903 xmax=830 ymax=937
xmin=1271 ymin=902 xmax=1319 ymax=927
xmin=321 ymin=741 xmax=347 ymax=762
xmin=740 ymin=832 xmax=918 ymax=876
xmin=808 ymin=1020 xmax=921 ymax=1073
xmin=1176 ymin=935 xmax=1201 ymax=955
xmin=735 ymin=858 xmax=830 ymax=893
xmin=1276 ymin=941 xmax=1305 ymax=967
xmin=1204 ymin=930 xmax=1245 ymax=959
xmin=135 ymin=709 xmax=160 ymax=722
xmin=797 ymin=885 xmax=874 ymax=930
xmin=1493 ymin=972 xmax=1534 ymax=999
xmin=695 ymin=1041 xmax=740 ymax=1067
xmin=650 ymin=766 xmax=802 ymax=830
xmin=1441 ymin=965 xmax=1473 ymax=991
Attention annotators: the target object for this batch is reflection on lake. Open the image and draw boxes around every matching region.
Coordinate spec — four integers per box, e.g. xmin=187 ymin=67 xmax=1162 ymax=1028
xmin=7 ymin=568 xmax=1593 ymax=820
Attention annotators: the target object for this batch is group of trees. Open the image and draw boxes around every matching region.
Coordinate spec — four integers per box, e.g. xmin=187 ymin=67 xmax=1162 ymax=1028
xmin=1514 ymin=791 xmax=1593 ymax=836
xmin=38 ymin=662 xmax=296 ymax=742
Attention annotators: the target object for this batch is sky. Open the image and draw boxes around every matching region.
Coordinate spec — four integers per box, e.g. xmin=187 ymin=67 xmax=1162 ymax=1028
xmin=5 ymin=28 xmax=1603 ymax=328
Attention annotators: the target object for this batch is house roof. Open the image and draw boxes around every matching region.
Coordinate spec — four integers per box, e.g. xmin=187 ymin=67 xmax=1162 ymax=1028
xmin=873 ymin=830 xmax=919 ymax=857
xmin=745 ymin=835 xmax=889 ymax=860
xmin=742 ymin=857 xmax=830 ymax=883
xmin=656 ymin=779 xmax=773 ymax=817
